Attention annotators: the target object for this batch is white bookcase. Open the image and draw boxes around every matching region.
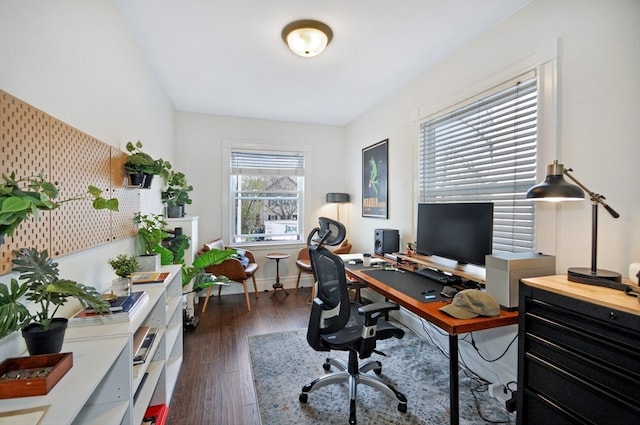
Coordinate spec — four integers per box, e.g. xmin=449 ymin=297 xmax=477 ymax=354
xmin=165 ymin=215 xmax=199 ymax=320
xmin=0 ymin=265 xmax=183 ymax=425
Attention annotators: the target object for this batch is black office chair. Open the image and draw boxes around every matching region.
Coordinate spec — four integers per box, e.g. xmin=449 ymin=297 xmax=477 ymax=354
xmin=299 ymin=217 xmax=407 ymax=424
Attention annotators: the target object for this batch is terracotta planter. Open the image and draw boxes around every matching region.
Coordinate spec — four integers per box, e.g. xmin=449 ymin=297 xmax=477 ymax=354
xmin=21 ymin=318 xmax=68 ymax=355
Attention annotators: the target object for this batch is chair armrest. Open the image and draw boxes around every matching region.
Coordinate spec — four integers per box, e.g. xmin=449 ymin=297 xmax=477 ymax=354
xmin=243 ymin=250 xmax=256 ymax=263
xmin=358 ymin=302 xmax=399 ymax=327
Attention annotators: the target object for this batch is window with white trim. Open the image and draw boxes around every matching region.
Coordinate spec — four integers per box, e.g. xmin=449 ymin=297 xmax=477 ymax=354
xmin=230 ymin=150 xmax=304 ymax=244
xmin=419 ymin=72 xmax=538 ymax=253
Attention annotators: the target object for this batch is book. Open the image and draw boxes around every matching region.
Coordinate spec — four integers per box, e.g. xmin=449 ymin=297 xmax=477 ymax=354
xmin=133 ymin=328 xmax=158 ymax=365
xmin=131 ymin=271 xmax=170 ymax=284
xmin=69 ymin=292 xmax=148 ymax=325
xmin=132 ymin=326 xmax=151 ymax=355
xmin=86 ymin=291 xmax=145 ymax=313
xmin=133 ymin=372 xmax=148 ymax=403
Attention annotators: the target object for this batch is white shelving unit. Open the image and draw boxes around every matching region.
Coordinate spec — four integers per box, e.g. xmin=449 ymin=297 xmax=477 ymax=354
xmin=0 ymin=265 xmax=183 ymax=425
xmin=165 ymin=215 xmax=199 ymax=321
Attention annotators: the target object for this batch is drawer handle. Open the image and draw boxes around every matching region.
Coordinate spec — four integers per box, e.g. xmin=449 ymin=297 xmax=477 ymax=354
xmin=609 ymin=311 xmax=617 ymax=320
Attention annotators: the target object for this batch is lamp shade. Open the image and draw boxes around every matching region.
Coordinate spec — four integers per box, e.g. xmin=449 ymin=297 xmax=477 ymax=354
xmin=282 ymin=20 xmax=333 ymax=57
xmin=526 ymin=160 xmax=585 ymax=201
xmin=326 ymin=193 xmax=350 ymax=203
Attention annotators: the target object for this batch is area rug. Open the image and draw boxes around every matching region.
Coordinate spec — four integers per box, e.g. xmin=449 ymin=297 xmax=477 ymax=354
xmin=248 ymin=326 xmax=514 ymax=424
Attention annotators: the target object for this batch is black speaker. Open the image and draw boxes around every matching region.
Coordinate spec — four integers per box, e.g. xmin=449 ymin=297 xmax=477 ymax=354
xmin=374 ymin=229 xmax=399 ymax=255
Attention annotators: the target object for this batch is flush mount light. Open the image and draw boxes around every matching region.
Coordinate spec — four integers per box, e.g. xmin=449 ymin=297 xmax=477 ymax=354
xmin=282 ymin=19 xmax=333 ymax=57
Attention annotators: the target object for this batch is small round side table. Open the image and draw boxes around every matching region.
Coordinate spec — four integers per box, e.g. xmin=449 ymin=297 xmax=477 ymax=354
xmin=265 ymin=253 xmax=290 ymax=298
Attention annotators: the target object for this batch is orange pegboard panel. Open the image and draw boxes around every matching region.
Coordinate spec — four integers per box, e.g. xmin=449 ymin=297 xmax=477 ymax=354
xmin=0 ymin=90 xmax=51 ymax=274
xmin=49 ymin=118 xmax=113 ymax=257
xmin=1 ymin=91 xmax=142 ymax=273
xmin=111 ymin=147 xmax=139 ymax=240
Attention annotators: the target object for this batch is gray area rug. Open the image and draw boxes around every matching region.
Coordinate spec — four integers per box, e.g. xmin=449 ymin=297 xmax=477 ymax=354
xmin=248 ymin=326 xmax=514 ymax=424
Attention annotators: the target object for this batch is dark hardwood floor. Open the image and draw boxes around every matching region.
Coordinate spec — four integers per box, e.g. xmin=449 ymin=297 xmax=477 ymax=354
xmin=168 ymin=287 xmax=313 ymax=425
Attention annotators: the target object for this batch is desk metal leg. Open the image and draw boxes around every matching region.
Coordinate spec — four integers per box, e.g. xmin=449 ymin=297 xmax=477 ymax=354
xmin=449 ymin=334 xmax=459 ymax=425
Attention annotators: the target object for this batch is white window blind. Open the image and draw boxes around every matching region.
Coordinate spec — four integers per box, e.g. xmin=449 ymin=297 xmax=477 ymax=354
xmin=231 ymin=151 xmax=304 ymax=176
xmin=419 ymin=73 xmax=538 ymax=253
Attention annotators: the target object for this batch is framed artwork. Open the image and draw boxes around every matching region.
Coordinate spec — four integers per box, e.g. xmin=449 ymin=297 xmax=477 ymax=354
xmin=362 ymin=139 xmax=388 ymax=218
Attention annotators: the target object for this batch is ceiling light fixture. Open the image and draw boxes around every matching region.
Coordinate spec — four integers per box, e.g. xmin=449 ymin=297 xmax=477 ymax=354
xmin=282 ymin=19 xmax=333 ymax=57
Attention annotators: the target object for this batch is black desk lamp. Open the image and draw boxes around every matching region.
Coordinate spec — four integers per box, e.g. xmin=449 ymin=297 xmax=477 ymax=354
xmin=526 ymin=160 xmax=621 ymax=284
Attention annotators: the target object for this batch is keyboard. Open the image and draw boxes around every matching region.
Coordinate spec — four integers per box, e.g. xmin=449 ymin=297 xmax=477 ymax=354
xmin=414 ymin=268 xmax=462 ymax=285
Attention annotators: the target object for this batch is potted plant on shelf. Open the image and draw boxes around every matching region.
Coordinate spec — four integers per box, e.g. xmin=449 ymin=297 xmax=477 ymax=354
xmin=123 ymin=141 xmax=171 ymax=189
xmin=107 ymin=254 xmax=139 ymax=296
xmin=133 ymin=212 xmax=173 ymax=271
xmin=0 ymin=172 xmax=119 ymax=245
xmin=0 ymin=248 xmax=110 ymax=354
xmin=161 ymin=171 xmax=193 ymax=218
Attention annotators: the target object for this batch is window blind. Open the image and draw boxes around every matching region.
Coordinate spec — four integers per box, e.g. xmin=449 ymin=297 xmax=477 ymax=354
xmin=419 ymin=74 xmax=538 ymax=253
xmin=231 ymin=151 xmax=304 ymax=176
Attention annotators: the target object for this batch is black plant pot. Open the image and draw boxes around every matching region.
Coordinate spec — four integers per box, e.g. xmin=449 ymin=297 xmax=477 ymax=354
xmin=142 ymin=174 xmax=154 ymax=189
xmin=128 ymin=173 xmax=146 ymax=187
xmin=166 ymin=205 xmax=184 ymax=218
xmin=21 ymin=318 xmax=68 ymax=355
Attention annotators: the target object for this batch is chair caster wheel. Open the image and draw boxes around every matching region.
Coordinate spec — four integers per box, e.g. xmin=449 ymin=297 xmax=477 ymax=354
xmin=374 ymin=367 xmax=382 ymax=375
xmin=323 ymin=362 xmax=331 ymax=371
xmin=398 ymin=403 xmax=407 ymax=413
xmin=299 ymin=393 xmax=308 ymax=403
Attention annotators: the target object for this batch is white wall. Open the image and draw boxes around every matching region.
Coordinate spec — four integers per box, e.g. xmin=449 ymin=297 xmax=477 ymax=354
xmin=344 ymin=0 xmax=640 ymax=388
xmin=175 ymin=112 xmax=346 ymax=291
xmin=0 ymin=1 xmax=174 ymax=357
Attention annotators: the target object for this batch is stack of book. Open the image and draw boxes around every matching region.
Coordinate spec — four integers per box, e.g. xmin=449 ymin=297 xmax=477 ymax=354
xmin=132 ymin=326 xmax=158 ymax=365
xmin=70 ymin=291 xmax=148 ymax=325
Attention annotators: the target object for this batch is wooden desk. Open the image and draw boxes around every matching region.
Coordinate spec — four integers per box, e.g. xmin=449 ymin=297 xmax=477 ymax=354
xmin=345 ymin=264 xmax=518 ymax=425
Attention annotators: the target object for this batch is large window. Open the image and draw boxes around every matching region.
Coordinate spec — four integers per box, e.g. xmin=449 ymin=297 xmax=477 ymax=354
xmin=230 ymin=150 xmax=304 ymax=244
xmin=419 ymin=72 xmax=538 ymax=253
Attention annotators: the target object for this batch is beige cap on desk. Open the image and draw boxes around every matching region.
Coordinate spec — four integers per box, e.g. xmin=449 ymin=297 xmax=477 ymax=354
xmin=439 ymin=289 xmax=500 ymax=319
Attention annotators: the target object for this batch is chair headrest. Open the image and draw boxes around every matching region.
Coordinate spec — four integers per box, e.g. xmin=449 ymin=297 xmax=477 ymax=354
xmin=311 ymin=217 xmax=346 ymax=247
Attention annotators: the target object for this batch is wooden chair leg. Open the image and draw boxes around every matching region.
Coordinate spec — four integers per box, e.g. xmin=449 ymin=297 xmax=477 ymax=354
xmin=295 ymin=269 xmax=302 ymax=293
xmin=202 ymin=286 xmax=213 ymax=312
xmin=242 ymin=280 xmax=251 ymax=312
xmin=251 ymin=275 xmax=258 ymax=298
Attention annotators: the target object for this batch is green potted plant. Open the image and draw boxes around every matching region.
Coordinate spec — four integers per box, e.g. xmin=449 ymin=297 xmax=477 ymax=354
xmin=161 ymin=171 xmax=193 ymax=218
xmin=180 ymin=247 xmax=235 ymax=328
xmin=107 ymin=254 xmax=139 ymax=296
xmin=133 ymin=212 xmax=173 ymax=271
xmin=124 ymin=141 xmax=171 ymax=189
xmin=0 ymin=248 xmax=110 ymax=354
xmin=0 ymin=172 xmax=119 ymax=244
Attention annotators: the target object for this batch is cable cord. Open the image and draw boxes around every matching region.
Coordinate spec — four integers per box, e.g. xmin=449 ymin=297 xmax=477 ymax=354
xmin=466 ymin=370 xmax=514 ymax=424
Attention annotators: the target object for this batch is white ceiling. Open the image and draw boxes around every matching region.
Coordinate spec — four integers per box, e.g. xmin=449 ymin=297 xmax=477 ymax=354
xmin=116 ymin=0 xmax=530 ymax=126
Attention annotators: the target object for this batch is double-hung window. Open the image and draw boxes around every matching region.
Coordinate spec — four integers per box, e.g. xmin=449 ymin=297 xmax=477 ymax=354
xmin=230 ymin=150 xmax=304 ymax=244
xmin=419 ymin=72 xmax=538 ymax=253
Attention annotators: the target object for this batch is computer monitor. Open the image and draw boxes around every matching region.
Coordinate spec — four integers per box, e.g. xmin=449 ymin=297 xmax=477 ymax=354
xmin=416 ymin=202 xmax=493 ymax=266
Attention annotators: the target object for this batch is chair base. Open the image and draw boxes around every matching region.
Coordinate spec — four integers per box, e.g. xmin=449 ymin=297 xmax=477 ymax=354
xmin=299 ymin=350 xmax=407 ymax=424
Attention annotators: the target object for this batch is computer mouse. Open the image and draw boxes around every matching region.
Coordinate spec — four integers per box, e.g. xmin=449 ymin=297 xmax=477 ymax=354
xmin=440 ymin=285 xmax=458 ymax=298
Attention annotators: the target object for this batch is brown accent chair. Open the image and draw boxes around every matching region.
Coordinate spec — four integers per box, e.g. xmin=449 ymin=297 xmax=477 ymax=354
xmin=196 ymin=239 xmax=259 ymax=312
xmin=295 ymin=239 xmax=352 ymax=300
